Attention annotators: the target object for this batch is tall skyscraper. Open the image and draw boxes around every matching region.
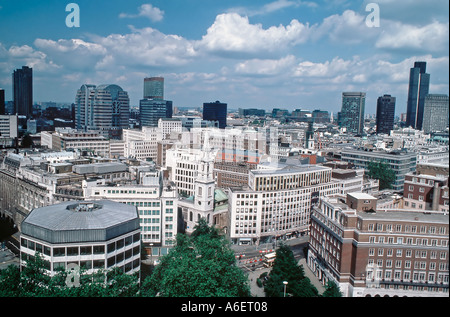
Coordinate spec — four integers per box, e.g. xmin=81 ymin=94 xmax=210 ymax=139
xmin=13 ymin=66 xmax=33 ymax=117
xmin=139 ymin=99 xmax=173 ymax=127
xmin=406 ymin=61 xmax=430 ymax=130
xmin=203 ymin=101 xmax=227 ymax=129
xmin=144 ymin=77 xmax=164 ymax=100
xmin=75 ymin=84 xmax=130 ymax=139
xmin=422 ymin=94 xmax=449 ymax=133
xmin=376 ymin=94 xmax=396 ymax=134
xmin=0 ymin=88 xmax=5 ymax=115
xmin=339 ymin=92 xmax=366 ymax=135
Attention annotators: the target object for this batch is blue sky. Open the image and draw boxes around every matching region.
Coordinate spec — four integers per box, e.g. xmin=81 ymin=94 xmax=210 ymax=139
xmin=0 ymin=0 xmax=448 ymax=115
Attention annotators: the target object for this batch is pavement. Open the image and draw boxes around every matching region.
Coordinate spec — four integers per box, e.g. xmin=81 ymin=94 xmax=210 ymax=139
xmin=0 ymin=248 xmax=19 ymax=271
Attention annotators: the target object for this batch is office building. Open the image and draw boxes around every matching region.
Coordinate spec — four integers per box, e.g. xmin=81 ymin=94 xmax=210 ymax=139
xmin=122 ymin=127 xmax=162 ymax=161
xmin=203 ymin=101 xmax=227 ymax=129
xmin=406 ymin=62 xmax=430 ymax=130
xmin=340 ymin=149 xmax=417 ymax=191
xmin=422 ymin=94 xmax=449 ymax=134
xmin=0 ymin=115 xmax=18 ymax=139
xmin=227 ymin=164 xmax=340 ymax=245
xmin=339 ymin=92 xmax=366 ymax=135
xmin=0 ymin=88 xmax=5 ymax=115
xmin=83 ymin=170 xmax=178 ymax=258
xmin=20 ymin=200 xmax=141 ymax=277
xmin=144 ymin=77 xmax=164 ymax=100
xmin=140 ymin=99 xmax=173 ymax=127
xmin=75 ymin=84 xmax=130 ymax=139
xmin=13 ymin=66 xmax=33 ymax=117
xmin=376 ymin=95 xmax=396 ymax=135
xmin=308 ymin=194 xmax=449 ymax=297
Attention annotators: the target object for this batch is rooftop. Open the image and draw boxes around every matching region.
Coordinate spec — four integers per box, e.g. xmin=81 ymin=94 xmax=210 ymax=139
xmin=21 ymin=200 xmax=140 ymax=244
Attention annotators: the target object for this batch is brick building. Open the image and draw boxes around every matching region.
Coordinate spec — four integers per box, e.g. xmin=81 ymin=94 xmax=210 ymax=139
xmin=308 ymin=193 xmax=449 ymax=297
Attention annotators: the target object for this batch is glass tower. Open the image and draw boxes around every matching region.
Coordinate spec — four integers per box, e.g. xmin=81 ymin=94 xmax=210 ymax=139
xmin=376 ymin=94 xmax=396 ymax=135
xmin=203 ymin=101 xmax=227 ymax=129
xmin=144 ymin=77 xmax=164 ymax=100
xmin=13 ymin=66 xmax=33 ymax=117
xmin=339 ymin=92 xmax=366 ymax=135
xmin=406 ymin=61 xmax=430 ymax=130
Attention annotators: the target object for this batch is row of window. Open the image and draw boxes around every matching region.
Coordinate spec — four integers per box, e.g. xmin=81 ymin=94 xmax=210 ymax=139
xmin=368 ymin=236 xmax=448 ymax=247
xmin=369 ymin=248 xmax=448 ymax=260
xmin=367 ymin=223 xmax=447 ymax=235
xmin=366 ymin=269 xmax=449 ymax=284
xmin=368 ymin=258 xmax=448 ymax=271
xmin=21 ymin=233 xmax=140 ymax=257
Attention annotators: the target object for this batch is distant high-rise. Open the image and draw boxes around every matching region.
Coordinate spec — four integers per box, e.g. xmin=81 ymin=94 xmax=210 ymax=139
xmin=144 ymin=77 xmax=164 ymax=100
xmin=339 ymin=92 xmax=366 ymax=135
xmin=139 ymin=99 xmax=173 ymax=127
xmin=75 ymin=84 xmax=130 ymax=139
xmin=0 ymin=88 xmax=5 ymax=115
xmin=203 ymin=101 xmax=227 ymax=129
xmin=13 ymin=66 xmax=33 ymax=117
xmin=376 ymin=94 xmax=396 ymax=134
xmin=422 ymin=94 xmax=449 ymax=133
xmin=406 ymin=61 xmax=430 ymax=130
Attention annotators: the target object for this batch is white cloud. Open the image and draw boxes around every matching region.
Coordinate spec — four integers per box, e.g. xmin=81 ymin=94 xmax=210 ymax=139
xmin=376 ymin=21 xmax=449 ymax=54
xmin=235 ymin=55 xmax=297 ymax=76
xmin=119 ymin=4 xmax=164 ymax=22
xmin=229 ymin=0 xmax=318 ymax=16
xmin=197 ymin=13 xmax=310 ymax=57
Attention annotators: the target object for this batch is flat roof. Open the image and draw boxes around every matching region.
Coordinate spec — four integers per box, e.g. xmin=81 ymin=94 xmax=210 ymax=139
xmin=348 ymin=192 xmax=376 ymax=200
xmin=21 ymin=200 xmax=139 ymax=244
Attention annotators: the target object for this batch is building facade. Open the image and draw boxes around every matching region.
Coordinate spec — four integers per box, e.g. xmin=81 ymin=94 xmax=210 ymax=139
xmin=139 ymin=99 xmax=173 ymax=127
xmin=20 ymin=200 xmax=141 ymax=277
xmin=203 ymin=101 xmax=227 ymax=129
xmin=376 ymin=95 xmax=396 ymax=135
xmin=422 ymin=94 xmax=449 ymax=134
xmin=83 ymin=170 xmax=178 ymax=259
xmin=13 ymin=66 xmax=33 ymax=117
xmin=227 ymin=165 xmax=340 ymax=245
xmin=406 ymin=61 xmax=430 ymax=130
xmin=75 ymin=84 xmax=130 ymax=139
xmin=340 ymin=149 xmax=417 ymax=191
xmin=309 ymin=194 xmax=449 ymax=297
xmin=144 ymin=77 xmax=164 ymax=100
xmin=339 ymin=92 xmax=366 ymax=135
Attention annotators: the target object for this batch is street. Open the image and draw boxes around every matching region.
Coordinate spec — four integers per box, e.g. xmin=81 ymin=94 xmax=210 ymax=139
xmin=231 ymin=235 xmax=326 ymax=297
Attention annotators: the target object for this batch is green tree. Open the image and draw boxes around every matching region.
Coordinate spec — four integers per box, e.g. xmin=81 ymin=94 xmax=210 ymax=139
xmin=141 ymin=218 xmax=251 ymax=297
xmin=264 ymin=243 xmax=318 ymax=297
xmin=0 ymin=264 xmax=21 ymax=296
xmin=321 ymin=281 xmax=342 ymax=297
xmin=0 ymin=252 xmax=141 ymax=297
xmin=367 ymin=161 xmax=396 ymax=190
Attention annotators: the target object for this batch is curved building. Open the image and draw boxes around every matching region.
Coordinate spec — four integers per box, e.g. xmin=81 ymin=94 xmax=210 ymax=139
xmin=75 ymin=84 xmax=130 ymax=139
xmin=20 ymin=200 xmax=141 ymax=277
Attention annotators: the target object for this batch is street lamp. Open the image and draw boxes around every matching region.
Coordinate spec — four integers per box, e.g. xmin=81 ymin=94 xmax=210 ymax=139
xmin=283 ymin=281 xmax=288 ymax=297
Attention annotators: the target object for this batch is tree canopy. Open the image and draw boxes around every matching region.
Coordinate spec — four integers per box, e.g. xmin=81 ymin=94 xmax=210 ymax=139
xmin=264 ymin=243 xmax=319 ymax=297
xmin=141 ymin=218 xmax=250 ymax=297
xmin=367 ymin=161 xmax=396 ymax=190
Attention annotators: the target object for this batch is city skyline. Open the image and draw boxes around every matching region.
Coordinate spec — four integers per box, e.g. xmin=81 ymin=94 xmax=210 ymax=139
xmin=0 ymin=0 xmax=449 ymax=115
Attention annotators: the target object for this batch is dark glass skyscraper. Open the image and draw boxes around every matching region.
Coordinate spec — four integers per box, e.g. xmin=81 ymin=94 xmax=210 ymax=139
xmin=13 ymin=66 xmax=33 ymax=117
xmin=406 ymin=61 xmax=430 ymax=130
xmin=203 ymin=101 xmax=227 ymax=129
xmin=139 ymin=99 xmax=173 ymax=127
xmin=376 ymin=94 xmax=396 ymax=134
xmin=0 ymin=88 xmax=5 ymax=115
